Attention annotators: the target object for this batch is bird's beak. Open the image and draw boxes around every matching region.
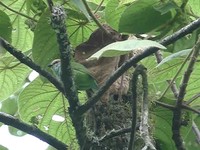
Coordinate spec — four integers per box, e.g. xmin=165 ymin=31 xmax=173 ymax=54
xmin=48 ymin=64 xmax=52 ymax=67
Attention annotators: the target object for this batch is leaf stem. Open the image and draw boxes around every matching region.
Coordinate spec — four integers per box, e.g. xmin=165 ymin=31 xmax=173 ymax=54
xmin=94 ymin=0 xmax=104 ymax=14
xmin=0 ymin=1 xmax=37 ymax=22
xmin=82 ymin=0 xmax=109 ymax=35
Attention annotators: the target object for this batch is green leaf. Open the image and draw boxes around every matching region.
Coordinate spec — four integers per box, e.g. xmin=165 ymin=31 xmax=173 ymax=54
xmin=32 ymin=10 xmax=59 ymax=68
xmin=0 ymin=0 xmax=33 ymax=51
xmin=88 ymin=39 xmax=166 ymax=60
xmin=142 ymin=54 xmax=184 ymax=99
xmin=167 ymin=31 xmax=198 ymax=53
xmin=18 ymin=78 xmax=78 ymax=147
xmin=0 ymin=10 xmax=12 ymax=42
xmin=67 ymin=17 xmax=97 ymax=47
xmin=8 ymin=126 xmax=26 ymax=137
xmin=0 ymin=145 xmax=8 ymax=150
xmin=0 ymin=96 xmax=18 ymax=115
xmin=184 ymin=116 xmax=200 ymax=149
xmin=71 ymin=0 xmax=91 ymax=20
xmin=32 ymin=9 xmax=96 ymax=68
xmin=0 ymin=56 xmax=30 ymax=100
xmin=153 ymin=1 xmax=178 ymax=15
xmin=105 ymin=0 xmax=127 ymax=30
xmin=152 ymin=98 xmax=193 ymax=150
xmin=156 ymin=49 xmax=192 ymax=67
xmin=87 ymin=0 xmax=109 ymax=5
xmin=152 ymin=108 xmax=176 ymax=150
xmin=119 ymin=0 xmax=173 ymax=34
xmin=184 ymin=61 xmax=200 ymax=104
xmin=188 ymin=0 xmax=200 ymax=17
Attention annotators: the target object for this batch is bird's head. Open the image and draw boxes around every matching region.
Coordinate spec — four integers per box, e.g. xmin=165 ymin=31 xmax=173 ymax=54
xmin=48 ymin=59 xmax=61 ymax=76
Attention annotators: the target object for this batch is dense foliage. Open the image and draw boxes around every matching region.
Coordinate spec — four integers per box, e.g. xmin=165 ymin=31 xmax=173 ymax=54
xmin=0 ymin=0 xmax=200 ymax=149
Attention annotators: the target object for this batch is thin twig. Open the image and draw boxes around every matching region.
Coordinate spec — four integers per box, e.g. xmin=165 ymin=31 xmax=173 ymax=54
xmin=0 ymin=112 xmax=68 ymax=149
xmin=154 ymin=100 xmax=175 ymax=110
xmin=192 ymin=121 xmax=200 ymax=144
xmin=0 ymin=1 xmax=37 ymax=22
xmin=155 ymin=51 xmax=179 ymax=98
xmin=94 ymin=0 xmax=104 ymax=14
xmin=182 ymin=104 xmax=200 ymax=115
xmin=77 ymin=17 xmax=200 ymax=115
xmin=159 ymin=50 xmax=193 ymax=100
xmin=155 ymin=101 xmax=200 ymax=115
xmin=82 ymin=0 xmax=109 ymax=35
xmin=185 ymin=92 xmax=200 ymax=105
xmin=99 ymin=127 xmax=132 ymax=142
xmin=172 ymin=37 xmax=200 ymax=150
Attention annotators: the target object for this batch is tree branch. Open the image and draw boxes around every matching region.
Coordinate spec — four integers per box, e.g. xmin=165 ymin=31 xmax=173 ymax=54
xmin=128 ymin=65 xmax=155 ymax=150
xmin=155 ymin=101 xmax=200 ymax=115
xmin=49 ymin=3 xmax=79 ymax=111
xmin=48 ymin=4 xmax=99 ymax=149
xmin=172 ymin=37 xmax=200 ymax=150
xmin=78 ymin=18 xmax=200 ymax=115
xmin=0 ymin=37 xmax=64 ymax=94
xmin=0 ymin=112 xmax=67 ymax=150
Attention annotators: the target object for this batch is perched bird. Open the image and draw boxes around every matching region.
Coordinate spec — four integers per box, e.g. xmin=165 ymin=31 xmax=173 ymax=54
xmin=48 ymin=59 xmax=98 ymax=91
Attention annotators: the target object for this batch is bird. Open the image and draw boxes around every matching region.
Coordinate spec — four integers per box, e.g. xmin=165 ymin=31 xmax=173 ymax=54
xmin=48 ymin=59 xmax=98 ymax=91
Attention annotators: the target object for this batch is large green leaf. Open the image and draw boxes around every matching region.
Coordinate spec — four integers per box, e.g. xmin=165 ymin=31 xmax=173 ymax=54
xmin=18 ymin=77 xmax=80 ymax=147
xmin=167 ymin=31 xmax=198 ymax=53
xmin=67 ymin=16 xmax=97 ymax=47
xmin=32 ymin=9 xmax=96 ymax=68
xmin=119 ymin=0 xmax=173 ymax=34
xmin=184 ymin=116 xmax=200 ymax=149
xmin=188 ymin=0 xmax=200 ymax=17
xmin=32 ymin=10 xmax=58 ymax=68
xmin=88 ymin=39 xmax=166 ymax=60
xmin=8 ymin=125 xmax=26 ymax=137
xmin=0 ymin=10 xmax=12 ymax=42
xmin=0 ymin=95 xmax=18 ymax=115
xmin=152 ymin=97 xmax=194 ymax=150
xmin=0 ymin=0 xmax=33 ymax=51
xmin=152 ymin=106 xmax=176 ymax=150
xmin=142 ymin=53 xmax=183 ymax=100
xmin=0 ymin=56 xmax=30 ymax=101
xmin=71 ymin=0 xmax=91 ymax=20
xmin=105 ymin=0 xmax=127 ymax=30
xmin=18 ymin=78 xmax=75 ymax=144
xmin=157 ymin=49 xmax=192 ymax=67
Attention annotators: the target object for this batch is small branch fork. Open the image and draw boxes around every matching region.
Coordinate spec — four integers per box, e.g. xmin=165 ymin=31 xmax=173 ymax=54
xmin=172 ymin=37 xmax=200 ymax=150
